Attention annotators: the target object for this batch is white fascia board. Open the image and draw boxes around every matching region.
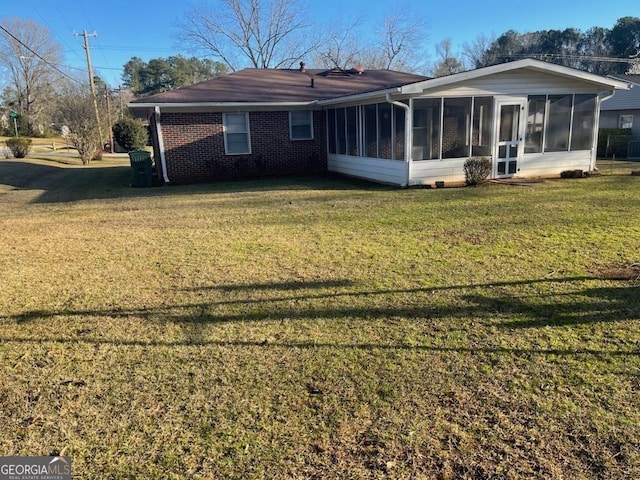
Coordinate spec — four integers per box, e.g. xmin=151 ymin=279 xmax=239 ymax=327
xmin=399 ymin=59 xmax=632 ymax=95
xmin=607 ymin=75 xmax=640 ymax=87
xmin=315 ymin=87 xmax=403 ymax=106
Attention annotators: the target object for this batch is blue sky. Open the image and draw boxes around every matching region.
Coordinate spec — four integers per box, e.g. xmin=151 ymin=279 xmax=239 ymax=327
xmin=2 ymin=0 xmax=637 ymax=86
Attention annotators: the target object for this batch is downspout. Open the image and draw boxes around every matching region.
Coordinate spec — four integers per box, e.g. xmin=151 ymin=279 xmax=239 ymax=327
xmin=386 ymin=92 xmax=411 ymax=187
xmin=593 ymin=90 xmax=616 ymax=172
xmin=154 ymin=106 xmax=170 ymax=184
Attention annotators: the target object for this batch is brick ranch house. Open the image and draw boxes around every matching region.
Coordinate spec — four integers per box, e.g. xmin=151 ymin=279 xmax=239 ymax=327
xmin=128 ymin=59 xmax=630 ymax=187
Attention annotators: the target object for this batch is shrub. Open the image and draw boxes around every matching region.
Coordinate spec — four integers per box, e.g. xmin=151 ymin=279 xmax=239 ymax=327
xmin=464 ymin=156 xmax=492 ymax=186
xmin=5 ymin=137 xmax=32 ymax=158
xmin=112 ymin=117 xmax=148 ymax=152
xmin=597 ymin=128 xmax=632 ymax=158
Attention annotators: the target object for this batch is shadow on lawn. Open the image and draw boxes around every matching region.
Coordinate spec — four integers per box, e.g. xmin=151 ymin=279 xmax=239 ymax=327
xmin=1 ymin=335 xmax=636 ymax=357
xmin=4 ymin=276 xmax=639 ymax=331
xmin=0 ymin=160 xmax=133 ymax=203
xmin=0 ymin=159 xmax=391 ymax=204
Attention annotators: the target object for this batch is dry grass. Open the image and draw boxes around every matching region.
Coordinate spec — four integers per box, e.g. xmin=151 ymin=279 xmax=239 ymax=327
xmin=0 ymin=158 xmax=639 ymax=479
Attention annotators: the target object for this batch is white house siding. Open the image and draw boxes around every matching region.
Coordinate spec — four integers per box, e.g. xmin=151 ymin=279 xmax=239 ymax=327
xmin=408 ymin=151 xmax=594 ymax=186
xmin=328 ymin=155 xmax=406 ymax=186
xmin=600 ymin=109 xmax=640 ymax=136
xmin=418 ymin=70 xmax=602 ymax=98
xmin=518 ymin=151 xmax=592 ymax=176
xmin=409 ymin=159 xmax=467 ymax=186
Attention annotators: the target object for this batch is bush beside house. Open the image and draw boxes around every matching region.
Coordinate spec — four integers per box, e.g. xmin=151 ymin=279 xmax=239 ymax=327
xmin=597 ymin=128 xmax=632 ymax=158
xmin=113 ymin=117 xmax=148 ymax=152
xmin=464 ymin=157 xmax=492 ymax=186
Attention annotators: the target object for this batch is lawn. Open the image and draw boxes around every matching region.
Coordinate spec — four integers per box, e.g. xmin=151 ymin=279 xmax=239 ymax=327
xmin=0 ymin=157 xmax=639 ymax=479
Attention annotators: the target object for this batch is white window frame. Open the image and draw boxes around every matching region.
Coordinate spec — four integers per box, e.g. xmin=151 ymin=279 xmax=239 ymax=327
xmin=289 ymin=110 xmax=314 ymax=140
xmin=223 ymin=112 xmax=251 ymax=155
xmin=619 ymin=114 xmax=633 ymax=129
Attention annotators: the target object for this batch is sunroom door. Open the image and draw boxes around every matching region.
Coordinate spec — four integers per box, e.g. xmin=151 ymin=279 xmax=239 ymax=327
xmin=495 ymin=100 xmax=526 ymax=177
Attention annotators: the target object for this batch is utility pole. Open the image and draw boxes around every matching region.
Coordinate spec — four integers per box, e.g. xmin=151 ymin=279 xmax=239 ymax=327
xmin=114 ymin=86 xmax=124 ymax=120
xmin=105 ymin=86 xmax=114 ymax=153
xmin=74 ymin=30 xmax=103 ymax=147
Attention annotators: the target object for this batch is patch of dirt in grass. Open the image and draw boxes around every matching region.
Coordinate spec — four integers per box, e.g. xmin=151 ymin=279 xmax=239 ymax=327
xmin=589 ymin=263 xmax=640 ymax=281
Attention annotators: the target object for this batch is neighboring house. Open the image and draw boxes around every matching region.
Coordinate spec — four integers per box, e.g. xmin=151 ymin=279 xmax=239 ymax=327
xmin=129 ymin=59 xmax=630 ymax=187
xmin=600 ymin=74 xmax=640 ymax=136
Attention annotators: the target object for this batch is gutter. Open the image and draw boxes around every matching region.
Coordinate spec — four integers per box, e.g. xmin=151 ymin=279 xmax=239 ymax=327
xmin=317 ymin=86 xmax=403 ymax=107
xmin=154 ymin=106 xmax=170 ymax=184
xmin=591 ymin=90 xmax=617 ymax=172
xmin=386 ymin=92 xmax=411 ymax=188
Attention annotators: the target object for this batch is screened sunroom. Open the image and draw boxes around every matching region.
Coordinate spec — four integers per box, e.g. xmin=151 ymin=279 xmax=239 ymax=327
xmin=321 ymin=59 xmax=629 ymax=187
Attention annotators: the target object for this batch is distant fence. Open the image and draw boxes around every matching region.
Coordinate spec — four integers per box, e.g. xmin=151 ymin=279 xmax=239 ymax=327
xmin=601 ymin=135 xmax=640 ymax=160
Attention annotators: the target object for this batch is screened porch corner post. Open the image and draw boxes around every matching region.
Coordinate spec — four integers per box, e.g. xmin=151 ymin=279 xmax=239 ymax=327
xmin=385 ymin=93 xmax=412 ymax=187
xmin=592 ymin=91 xmax=615 ymax=171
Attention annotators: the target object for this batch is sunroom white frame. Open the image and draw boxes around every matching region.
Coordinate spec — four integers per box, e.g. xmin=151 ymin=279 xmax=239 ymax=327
xmin=319 ymin=59 xmax=630 ymax=187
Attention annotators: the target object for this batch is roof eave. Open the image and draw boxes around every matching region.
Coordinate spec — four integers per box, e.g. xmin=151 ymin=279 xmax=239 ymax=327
xmin=128 ymin=101 xmax=317 ymax=109
xmin=315 ymin=86 xmax=403 ymax=106
xmin=607 ymin=74 xmax=640 ymax=87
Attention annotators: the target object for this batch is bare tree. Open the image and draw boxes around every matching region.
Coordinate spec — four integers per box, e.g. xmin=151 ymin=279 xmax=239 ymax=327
xmin=0 ymin=17 xmax=63 ymax=134
xmin=176 ymin=0 xmax=318 ymax=71
xmin=462 ymin=33 xmax=497 ymax=69
xmin=375 ymin=7 xmax=427 ymax=71
xmin=313 ymin=7 xmax=428 ymax=72
xmin=312 ymin=16 xmax=363 ymax=70
xmin=56 ymin=81 xmax=106 ymax=164
xmin=431 ymin=38 xmax=465 ymax=77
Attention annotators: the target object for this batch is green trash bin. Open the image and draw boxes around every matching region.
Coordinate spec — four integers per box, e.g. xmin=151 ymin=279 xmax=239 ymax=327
xmin=129 ymin=150 xmax=153 ymax=187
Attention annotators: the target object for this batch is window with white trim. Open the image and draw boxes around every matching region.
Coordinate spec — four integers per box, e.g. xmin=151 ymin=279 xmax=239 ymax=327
xmin=223 ymin=113 xmax=251 ymax=154
xmin=290 ymin=111 xmax=313 ymax=140
xmin=524 ymin=94 xmax=597 ymax=153
xmin=619 ymin=114 xmax=633 ymax=129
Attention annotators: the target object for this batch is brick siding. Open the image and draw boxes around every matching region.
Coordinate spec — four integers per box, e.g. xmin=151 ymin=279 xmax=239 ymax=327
xmin=158 ymin=111 xmax=327 ymax=184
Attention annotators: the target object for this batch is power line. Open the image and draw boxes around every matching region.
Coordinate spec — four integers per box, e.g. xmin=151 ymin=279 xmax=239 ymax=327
xmin=0 ymin=24 xmax=81 ymax=83
xmin=25 ymin=0 xmax=85 ymax=64
xmin=91 ymin=45 xmax=180 ymax=53
xmin=77 ymin=0 xmax=111 ymax=70
xmin=500 ymin=53 xmax=635 ymax=64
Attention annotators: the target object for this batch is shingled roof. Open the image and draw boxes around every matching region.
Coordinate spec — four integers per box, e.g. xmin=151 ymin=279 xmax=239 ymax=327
xmin=130 ymin=67 xmax=428 ymax=105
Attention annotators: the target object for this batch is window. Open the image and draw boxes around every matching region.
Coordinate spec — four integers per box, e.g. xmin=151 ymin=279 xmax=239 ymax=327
xmin=364 ymin=104 xmax=378 ymax=157
xmin=412 ymin=98 xmax=441 ymax=160
xmin=413 ymin=96 xmax=492 ymax=160
xmin=362 ymin=103 xmax=405 ymax=160
xmin=472 ymin=97 xmax=493 ymax=157
xmin=378 ymin=103 xmax=392 ymax=159
xmin=336 ymin=108 xmax=346 ymax=154
xmin=526 ymin=94 xmax=597 ymax=153
xmin=619 ymin=114 xmax=634 ymax=129
xmin=327 ymin=109 xmax=336 ymax=154
xmin=346 ymin=106 xmax=359 ymax=156
xmin=290 ymin=111 xmax=313 ymax=140
xmin=545 ymin=95 xmax=572 ymax=152
xmin=525 ymin=95 xmax=546 ymax=153
xmin=223 ymin=113 xmax=250 ymax=154
xmin=442 ymin=97 xmax=472 ymax=158
xmin=571 ymin=95 xmax=597 ymax=150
